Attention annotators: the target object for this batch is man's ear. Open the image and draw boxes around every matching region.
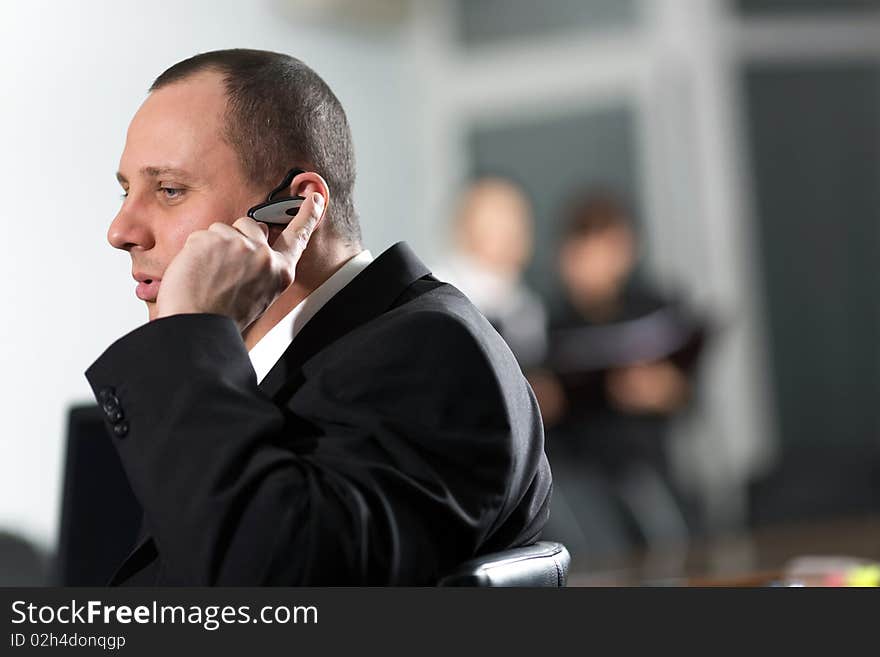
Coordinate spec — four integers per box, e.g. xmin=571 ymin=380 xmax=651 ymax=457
xmin=289 ymin=171 xmax=330 ymax=226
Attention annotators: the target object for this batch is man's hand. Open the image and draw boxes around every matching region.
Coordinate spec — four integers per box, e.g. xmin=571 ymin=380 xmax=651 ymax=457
xmin=605 ymin=360 xmax=690 ymax=415
xmin=155 ymin=192 xmax=325 ymax=331
xmin=527 ymin=369 xmax=567 ymax=428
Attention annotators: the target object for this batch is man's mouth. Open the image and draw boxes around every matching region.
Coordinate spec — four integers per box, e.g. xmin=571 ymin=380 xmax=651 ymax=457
xmin=134 ymin=274 xmax=162 ymax=302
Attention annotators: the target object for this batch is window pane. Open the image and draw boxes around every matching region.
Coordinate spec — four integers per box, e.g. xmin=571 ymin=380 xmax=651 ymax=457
xmin=456 ymin=0 xmax=639 ymax=47
xmin=735 ymin=0 xmax=880 ymax=15
xmin=743 ymin=62 xmax=880 ymax=451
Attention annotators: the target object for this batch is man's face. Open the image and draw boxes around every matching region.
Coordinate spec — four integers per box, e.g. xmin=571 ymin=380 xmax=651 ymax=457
xmin=560 ymin=225 xmax=635 ymax=302
xmin=110 ymin=70 xmax=262 ymax=320
xmin=459 ymin=181 xmax=533 ymax=279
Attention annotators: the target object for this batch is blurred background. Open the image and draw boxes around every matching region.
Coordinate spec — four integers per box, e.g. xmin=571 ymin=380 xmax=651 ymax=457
xmin=2 ymin=0 xmax=879 ymax=585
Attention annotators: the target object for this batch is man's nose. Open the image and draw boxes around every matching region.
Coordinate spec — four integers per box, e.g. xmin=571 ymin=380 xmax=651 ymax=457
xmin=108 ymin=202 xmax=155 ymax=251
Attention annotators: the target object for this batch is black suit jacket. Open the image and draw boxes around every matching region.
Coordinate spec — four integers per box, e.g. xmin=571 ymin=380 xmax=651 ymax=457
xmin=85 ymin=242 xmax=552 ymax=585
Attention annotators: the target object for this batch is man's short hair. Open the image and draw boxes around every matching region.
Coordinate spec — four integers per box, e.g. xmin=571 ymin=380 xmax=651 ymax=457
xmin=562 ymin=190 xmax=631 ymax=241
xmin=151 ymin=48 xmax=360 ymax=244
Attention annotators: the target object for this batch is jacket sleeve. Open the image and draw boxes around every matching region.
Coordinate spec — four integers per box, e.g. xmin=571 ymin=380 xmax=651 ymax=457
xmin=85 ymin=312 xmax=542 ymax=585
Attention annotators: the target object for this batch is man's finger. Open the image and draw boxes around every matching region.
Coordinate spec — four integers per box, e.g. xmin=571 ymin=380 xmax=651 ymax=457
xmin=273 ymin=192 xmax=324 ymax=260
xmin=207 ymin=222 xmax=240 ymax=239
xmin=232 ymin=216 xmax=269 ymax=244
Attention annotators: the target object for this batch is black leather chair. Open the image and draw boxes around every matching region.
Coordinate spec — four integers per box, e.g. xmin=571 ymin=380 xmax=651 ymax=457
xmin=0 ymin=531 xmax=48 ymax=586
xmin=55 ymin=405 xmax=142 ymax=585
xmin=437 ymin=541 xmax=570 ymax=587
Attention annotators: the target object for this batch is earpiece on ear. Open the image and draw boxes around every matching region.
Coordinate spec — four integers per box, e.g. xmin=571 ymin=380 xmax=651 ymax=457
xmin=247 ymin=196 xmax=305 ymax=225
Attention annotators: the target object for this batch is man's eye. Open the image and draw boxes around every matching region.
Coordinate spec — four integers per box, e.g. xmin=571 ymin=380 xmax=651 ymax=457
xmin=160 ymin=187 xmax=184 ymax=199
xmin=120 ymin=191 xmax=128 ymax=199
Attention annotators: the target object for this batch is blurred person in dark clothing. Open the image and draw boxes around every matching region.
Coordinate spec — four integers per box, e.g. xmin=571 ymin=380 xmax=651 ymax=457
xmin=537 ymin=191 xmax=705 ymax=564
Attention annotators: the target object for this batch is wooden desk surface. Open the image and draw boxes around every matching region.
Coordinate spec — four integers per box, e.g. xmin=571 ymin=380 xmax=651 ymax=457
xmin=567 ymin=515 xmax=880 ymax=586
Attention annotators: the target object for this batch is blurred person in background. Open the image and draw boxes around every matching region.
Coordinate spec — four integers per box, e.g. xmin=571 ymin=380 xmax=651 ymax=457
xmin=537 ymin=191 xmax=706 ymax=566
xmin=438 ymin=177 xmax=548 ymax=371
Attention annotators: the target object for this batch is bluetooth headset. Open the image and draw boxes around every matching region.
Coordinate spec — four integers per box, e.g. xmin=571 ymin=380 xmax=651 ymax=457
xmin=246 ymin=168 xmax=307 ymax=226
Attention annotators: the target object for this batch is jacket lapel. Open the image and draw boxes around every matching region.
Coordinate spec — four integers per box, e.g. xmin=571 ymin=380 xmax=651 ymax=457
xmin=108 ymin=516 xmax=155 ymax=585
xmin=257 ymin=241 xmax=430 ymax=403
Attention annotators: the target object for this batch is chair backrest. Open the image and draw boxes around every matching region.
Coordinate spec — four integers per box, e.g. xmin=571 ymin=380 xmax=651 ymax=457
xmin=0 ymin=531 xmax=48 ymax=585
xmin=437 ymin=541 xmax=570 ymax=587
xmin=55 ymin=405 xmax=142 ymax=585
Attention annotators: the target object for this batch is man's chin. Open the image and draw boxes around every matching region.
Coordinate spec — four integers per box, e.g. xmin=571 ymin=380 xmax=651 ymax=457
xmin=146 ymin=301 xmax=158 ymax=321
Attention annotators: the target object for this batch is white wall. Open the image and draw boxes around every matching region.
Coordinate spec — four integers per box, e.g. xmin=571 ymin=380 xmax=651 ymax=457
xmin=0 ymin=0 xmax=416 ymax=550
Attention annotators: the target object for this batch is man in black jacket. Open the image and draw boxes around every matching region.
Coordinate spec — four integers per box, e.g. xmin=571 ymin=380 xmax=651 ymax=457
xmin=85 ymin=49 xmax=551 ymax=585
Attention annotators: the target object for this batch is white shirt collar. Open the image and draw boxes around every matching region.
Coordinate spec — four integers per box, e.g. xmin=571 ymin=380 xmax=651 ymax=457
xmin=248 ymin=249 xmax=374 ymax=384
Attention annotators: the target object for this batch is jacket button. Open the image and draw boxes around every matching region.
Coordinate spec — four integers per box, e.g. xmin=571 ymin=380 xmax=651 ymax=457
xmin=107 ymin=408 xmax=124 ymax=423
xmin=113 ymin=421 xmax=129 ymax=438
xmin=98 ymin=387 xmax=115 ymax=403
xmin=101 ymin=395 xmax=120 ymax=416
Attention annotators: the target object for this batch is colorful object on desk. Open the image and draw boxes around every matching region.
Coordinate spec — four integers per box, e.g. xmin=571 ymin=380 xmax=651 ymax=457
xmin=846 ymin=564 xmax=880 ymax=587
xmin=822 ymin=571 xmax=847 ymax=587
xmin=784 ymin=555 xmax=880 ymax=587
